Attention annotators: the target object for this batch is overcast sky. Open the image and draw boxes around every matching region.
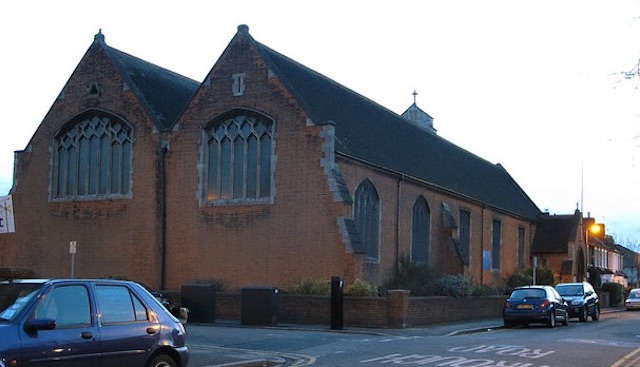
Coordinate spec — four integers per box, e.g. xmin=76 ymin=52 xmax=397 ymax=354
xmin=1 ymin=0 xmax=639 ymax=245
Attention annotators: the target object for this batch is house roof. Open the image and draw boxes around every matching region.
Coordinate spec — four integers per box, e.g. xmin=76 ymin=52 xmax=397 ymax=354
xmin=95 ymin=31 xmax=199 ymax=131
xmin=531 ymin=213 xmax=580 ymax=253
xmin=241 ymin=26 xmax=541 ymax=220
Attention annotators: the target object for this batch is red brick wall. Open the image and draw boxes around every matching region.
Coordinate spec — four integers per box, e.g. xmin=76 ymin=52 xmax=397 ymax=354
xmin=211 ymin=292 xmax=505 ymax=328
xmin=164 ymin=32 xmax=354 ymax=291
xmin=2 ymin=41 xmax=164 ymax=287
xmin=339 ymin=159 xmax=536 ymax=289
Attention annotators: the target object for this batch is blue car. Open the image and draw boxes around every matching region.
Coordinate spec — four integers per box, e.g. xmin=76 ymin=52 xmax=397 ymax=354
xmin=0 ymin=279 xmax=189 ymax=367
xmin=503 ymin=285 xmax=569 ymax=328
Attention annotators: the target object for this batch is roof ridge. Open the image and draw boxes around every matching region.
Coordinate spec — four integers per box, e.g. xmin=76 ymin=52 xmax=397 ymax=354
xmin=97 ymin=35 xmax=198 ymax=130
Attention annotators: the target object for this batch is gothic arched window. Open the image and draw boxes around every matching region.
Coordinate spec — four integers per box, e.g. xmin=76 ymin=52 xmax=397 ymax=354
xmin=202 ymin=111 xmax=274 ymax=204
xmin=52 ymin=111 xmax=133 ymax=199
xmin=354 ymin=179 xmax=380 ymax=262
xmin=411 ymin=197 xmax=431 ymax=264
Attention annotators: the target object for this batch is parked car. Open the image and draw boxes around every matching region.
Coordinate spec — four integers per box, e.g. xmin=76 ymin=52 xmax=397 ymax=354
xmin=555 ymin=281 xmax=600 ymax=321
xmin=151 ymin=290 xmax=189 ymax=328
xmin=503 ymin=285 xmax=569 ymax=328
xmin=0 ymin=278 xmax=189 ymax=367
xmin=625 ymin=288 xmax=640 ymax=310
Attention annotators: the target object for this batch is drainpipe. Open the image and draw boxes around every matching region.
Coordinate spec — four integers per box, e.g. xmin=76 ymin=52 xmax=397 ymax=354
xmin=480 ymin=205 xmax=485 ymax=285
xmin=159 ymin=141 xmax=169 ymax=291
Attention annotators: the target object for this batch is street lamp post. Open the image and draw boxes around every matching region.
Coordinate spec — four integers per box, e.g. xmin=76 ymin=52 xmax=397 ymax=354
xmin=586 ymin=223 xmax=602 ymax=268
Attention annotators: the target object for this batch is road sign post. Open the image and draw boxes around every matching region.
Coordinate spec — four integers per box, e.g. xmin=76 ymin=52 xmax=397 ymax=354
xmin=70 ymin=241 xmax=77 ymax=278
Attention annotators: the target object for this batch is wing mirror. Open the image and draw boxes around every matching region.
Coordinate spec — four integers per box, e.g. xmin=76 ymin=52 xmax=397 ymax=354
xmin=25 ymin=318 xmax=56 ymax=331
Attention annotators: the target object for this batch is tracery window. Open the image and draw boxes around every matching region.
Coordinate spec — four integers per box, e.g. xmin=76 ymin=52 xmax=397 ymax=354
xmin=411 ymin=197 xmax=430 ymax=264
xmin=354 ymin=179 xmax=380 ymax=262
xmin=52 ymin=111 xmax=133 ymax=199
xmin=202 ymin=111 xmax=274 ymax=203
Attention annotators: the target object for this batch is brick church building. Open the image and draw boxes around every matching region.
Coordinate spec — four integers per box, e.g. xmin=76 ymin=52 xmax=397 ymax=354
xmin=0 ymin=25 xmax=541 ymax=291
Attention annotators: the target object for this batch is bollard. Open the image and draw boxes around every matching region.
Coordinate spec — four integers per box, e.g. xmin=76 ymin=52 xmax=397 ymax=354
xmin=330 ymin=276 xmax=344 ymax=330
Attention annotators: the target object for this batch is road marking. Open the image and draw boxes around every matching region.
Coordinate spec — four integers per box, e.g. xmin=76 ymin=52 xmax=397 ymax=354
xmin=560 ymin=338 xmax=640 ymax=348
xmin=189 ymin=344 xmax=316 ymax=366
xmin=611 ymin=348 xmax=640 ymax=367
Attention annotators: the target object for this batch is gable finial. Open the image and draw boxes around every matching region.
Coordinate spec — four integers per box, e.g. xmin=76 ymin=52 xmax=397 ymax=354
xmin=237 ymin=24 xmax=250 ymax=33
xmin=412 ymin=90 xmax=418 ymax=104
xmin=94 ymin=29 xmax=105 ymax=43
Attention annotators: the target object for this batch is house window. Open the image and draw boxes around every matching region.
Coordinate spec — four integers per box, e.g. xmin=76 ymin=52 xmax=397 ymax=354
xmin=411 ymin=197 xmax=430 ymax=264
xmin=492 ymin=219 xmax=502 ymax=270
xmin=202 ymin=111 xmax=274 ymax=203
xmin=52 ymin=111 xmax=133 ymax=199
xmin=354 ymin=179 xmax=379 ymax=262
xmin=459 ymin=209 xmax=471 ymax=264
xmin=518 ymin=227 xmax=526 ymax=267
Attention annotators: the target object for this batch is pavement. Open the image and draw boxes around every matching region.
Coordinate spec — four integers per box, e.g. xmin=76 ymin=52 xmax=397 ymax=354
xmin=187 ymin=307 xmax=625 ymax=367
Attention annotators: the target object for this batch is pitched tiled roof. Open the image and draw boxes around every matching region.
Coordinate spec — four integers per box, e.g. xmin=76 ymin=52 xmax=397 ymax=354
xmin=97 ymin=33 xmax=199 ymax=131
xmin=245 ymin=29 xmax=540 ymax=220
xmin=532 ymin=213 xmax=580 ymax=253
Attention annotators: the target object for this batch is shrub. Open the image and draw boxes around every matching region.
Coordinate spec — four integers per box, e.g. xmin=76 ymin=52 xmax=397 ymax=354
xmin=433 ymin=274 xmax=475 ymax=297
xmin=345 ymin=279 xmax=378 ymax=297
xmin=588 ymin=268 xmax=602 ymax=289
xmin=602 ymin=282 xmax=625 ymax=307
xmin=506 ymin=267 xmax=555 ymax=293
xmin=386 ymin=256 xmax=439 ymax=296
xmin=292 ymin=278 xmax=330 ymax=295
xmin=507 ymin=270 xmax=532 ymax=291
xmin=472 ymin=284 xmax=502 ymax=296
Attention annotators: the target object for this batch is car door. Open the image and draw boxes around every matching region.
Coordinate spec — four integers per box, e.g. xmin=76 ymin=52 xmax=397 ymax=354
xmin=95 ymin=284 xmax=160 ymax=367
xmin=19 ymin=283 xmax=101 ymax=367
xmin=550 ymin=287 xmax=568 ymax=318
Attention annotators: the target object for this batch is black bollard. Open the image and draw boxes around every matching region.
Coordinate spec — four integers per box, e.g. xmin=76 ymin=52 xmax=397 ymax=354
xmin=330 ymin=276 xmax=344 ymax=330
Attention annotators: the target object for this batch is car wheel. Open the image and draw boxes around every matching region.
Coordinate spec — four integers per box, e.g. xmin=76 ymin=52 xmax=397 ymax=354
xmin=547 ymin=311 xmax=556 ymax=328
xmin=503 ymin=320 xmax=513 ymax=328
xmin=578 ymin=306 xmax=587 ymax=322
xmin=592 ymin=305 xmax=600 ymax=321
xmin=562 ymin=311 xmax=569 ymax=326
xmin=147 ymin=354 xmax=177 ymax=367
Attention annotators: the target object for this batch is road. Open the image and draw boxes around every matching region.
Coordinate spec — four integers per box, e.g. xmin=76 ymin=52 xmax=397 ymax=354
xmin=186 ymin=310 xmax=640 ymax=367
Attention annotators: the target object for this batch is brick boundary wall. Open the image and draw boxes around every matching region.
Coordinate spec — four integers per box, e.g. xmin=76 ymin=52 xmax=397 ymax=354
xmin=210 ymin=291 xmax=506 ymax=328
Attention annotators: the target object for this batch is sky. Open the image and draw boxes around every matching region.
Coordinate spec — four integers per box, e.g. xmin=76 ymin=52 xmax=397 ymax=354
xmin=1 ymin=1 xmax=639 ymax=245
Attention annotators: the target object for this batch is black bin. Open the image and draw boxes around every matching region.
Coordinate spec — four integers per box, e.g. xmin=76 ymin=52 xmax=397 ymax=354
xmin=180 ymin=284 xmax=216 ymax=323
xmin=241 ymin=286 xmax=278 ymax=326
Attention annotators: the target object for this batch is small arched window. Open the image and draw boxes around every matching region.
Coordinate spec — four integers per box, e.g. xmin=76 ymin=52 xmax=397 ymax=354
xmin=202 ymin=111 xmax=274 ymax=204
xmin=354 ymin=179 xmax=380 ymax=262
xmin=411 ymin=197 xmax=430 ymax=264
xmin=52 ymin=111 xmax=133 ymax=199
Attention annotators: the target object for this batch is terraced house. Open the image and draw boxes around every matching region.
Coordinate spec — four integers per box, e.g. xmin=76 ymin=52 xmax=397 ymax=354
xmin=0 ymin=25 xmax=542 ymax=291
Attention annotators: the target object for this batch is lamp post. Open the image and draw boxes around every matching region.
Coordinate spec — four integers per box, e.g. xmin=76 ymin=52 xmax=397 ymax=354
xmin=586 ymin=223 xmax=602 ymax=268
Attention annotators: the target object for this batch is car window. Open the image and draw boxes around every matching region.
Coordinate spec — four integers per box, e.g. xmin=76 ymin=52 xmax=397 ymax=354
xmin=556 ymin=285 xmax=583 ymax=296
xmin=510 ymin=289 xmax=545 ymax=299
xmin=630 ymin=289 xmax=640 ymax=298
xmin=0 ymin=289 xmax=39 ymax=322
xmin=34 ymin=285 xmax=91 ymax=327
xmin=96 ymin=285 xmax=148 ymax=324
xmin=585 ymin=283 xmax=595 ymax=293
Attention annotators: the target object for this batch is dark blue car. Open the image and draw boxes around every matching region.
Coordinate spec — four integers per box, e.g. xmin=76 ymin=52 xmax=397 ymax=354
xmin=0 ymin=279 xmax=189 ymax=367
xmin=503 ymin=285 xmax=569 ymax=328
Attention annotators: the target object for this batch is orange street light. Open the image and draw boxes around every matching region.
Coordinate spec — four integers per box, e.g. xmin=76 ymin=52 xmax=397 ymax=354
xmin=585 ymin=223 xmax=603 ymax=267
xmin=589 ymin=223 xmax=602 ymax=236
